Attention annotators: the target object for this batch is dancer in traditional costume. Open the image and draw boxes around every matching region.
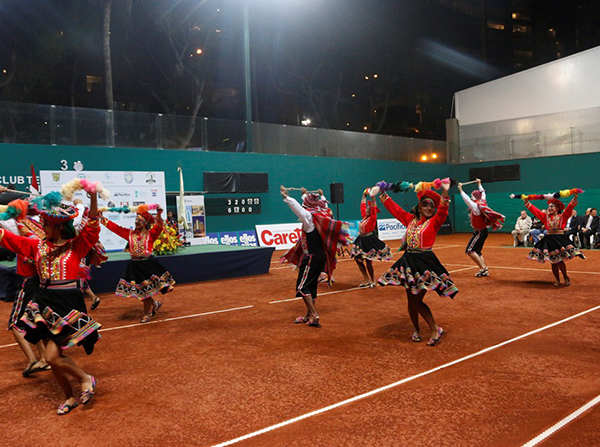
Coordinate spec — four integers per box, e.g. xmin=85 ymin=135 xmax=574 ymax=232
xmin=378 ymin=182 xmax=457 ymax=346
xmin=524 ymin=194 xmax=584 ymax=286
xmin=101 ymin=205 xmax=175 ymax=323
xmin=73 ymin=199 xmax=107 ymax=310
xmin=458 ymin=179 xmax=505 ymax=277
xmin=0 ymin=217 xmax=49 ymax=377
xmin=351 ymin=188 xmax=392 ymax=287
xmin=0 ymin=194 xmax=101 ymax=415
xmin=280 ymin=186 xmax=350 ymax=327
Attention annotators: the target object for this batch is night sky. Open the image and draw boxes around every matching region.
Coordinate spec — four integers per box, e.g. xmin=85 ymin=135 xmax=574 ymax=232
xmin=1 ymin=0 xmax=600 ymax=140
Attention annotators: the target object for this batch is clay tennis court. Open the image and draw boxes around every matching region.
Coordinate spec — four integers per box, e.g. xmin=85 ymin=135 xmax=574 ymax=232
xmin=1 ymin=233 xmax=599 ymax=447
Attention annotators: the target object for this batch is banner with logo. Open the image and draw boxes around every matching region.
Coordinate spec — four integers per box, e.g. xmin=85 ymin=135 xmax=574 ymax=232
xmin=255 ymin=223 xmax=302 ymax=250
xmin=206 ymin=230 xmax=259 ymax=247
xmin=176 ymin=195 xmax=208 ymax=246
xmin=40 ymin=170 xmax=167 ymax=252
xmin=377 ymin=218 xmax=407 ymax=241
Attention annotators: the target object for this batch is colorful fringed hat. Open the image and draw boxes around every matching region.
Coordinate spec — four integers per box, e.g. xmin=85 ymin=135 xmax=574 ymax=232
xmin=471 ymin=189 xmax=483 ymax=201
xmin=417 ymin=189 xmax=441 ymax=208
xmin=303 ymin=193 xmax=327 ymax=210
xmin=39 ymin=204 xmax=79 ymax=225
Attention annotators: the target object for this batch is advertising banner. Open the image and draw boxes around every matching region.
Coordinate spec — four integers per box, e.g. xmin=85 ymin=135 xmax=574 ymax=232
xmin=377 ymin=218 xmax=407 ymax=241
xmin=40 ymin=170 xmax=166 ymax=252
xmin=255 ymin=223 xmax=302 ymax=250
xmin=205 ymin=230 xmax=259 ymax=247
xmin=176 ymin=195 xmax=208 ymax=246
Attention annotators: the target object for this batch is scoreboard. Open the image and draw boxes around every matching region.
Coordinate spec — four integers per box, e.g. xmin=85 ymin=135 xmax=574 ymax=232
xmin=205 ymin=197 xmax=262 ymax=216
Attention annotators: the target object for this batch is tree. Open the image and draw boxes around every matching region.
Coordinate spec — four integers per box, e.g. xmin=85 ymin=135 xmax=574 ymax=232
xmin=123 ymin=0 xmax=219 ymax=148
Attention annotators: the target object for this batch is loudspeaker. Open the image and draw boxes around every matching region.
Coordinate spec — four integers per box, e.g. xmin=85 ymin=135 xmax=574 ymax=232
xmin=329 ymin=182 xmax=344 ymax=204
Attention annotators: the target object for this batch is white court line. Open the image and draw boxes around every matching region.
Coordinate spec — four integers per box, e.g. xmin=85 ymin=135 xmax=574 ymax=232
xmin=522 ymin=393 xmax=600 ymax=447
xmin=99 ymin=305 xmax=254 ymax=332
xmin=443 ymin=263 xmax=600 ymax=276
xmin=268 ymin=266 xmax=478 ymax=304
xmin=210 ymin=303 xmax=600 ymax=447
xmin=269 ymin=287 xmax=362 ymax=304
xmin=0 ymin=305 xmax=254 ymax=350
xmin=0 ymin=266 xmax=475 ymax=350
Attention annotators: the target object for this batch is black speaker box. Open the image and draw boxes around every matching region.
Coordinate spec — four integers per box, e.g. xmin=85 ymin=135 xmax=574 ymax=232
xmin=329 ymin=182 xmax=344 ymax=204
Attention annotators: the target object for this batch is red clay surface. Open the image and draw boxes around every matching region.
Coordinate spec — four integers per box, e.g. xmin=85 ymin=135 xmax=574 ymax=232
xmin=1 ymin=233 xmax=599 ymax=447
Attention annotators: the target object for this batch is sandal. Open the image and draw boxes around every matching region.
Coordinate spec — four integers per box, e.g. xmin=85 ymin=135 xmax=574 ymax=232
xmin=57 ymin=400 xmax=78 ymax=416
xmin=411 ymin=332 xmax=422 ymax=343
xmin=140 ymin=315 xmax=152 ymax=323
xmin=427 ymin=327 xmax=444 ymax=347
xmin=80 ymin=376 xmax=97 ymax=406
xmin=22 ymin=361 xmax=37 ymax=377
xmin=90 ymin=296 xmax=101 ymax=311
xmin=307 ymin=315 xmax=321 ymax=328
xmin=294 ymin=315 xmax=309 ymax=324
xmin=151 ymin=300 xmax=162 ymax=317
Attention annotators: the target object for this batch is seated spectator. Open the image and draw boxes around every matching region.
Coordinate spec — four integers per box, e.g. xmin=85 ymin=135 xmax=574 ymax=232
xmin=512 ymin=210 xmax=532 ymax=247
xmin=579 ymin=207 xmax=599 ymax=249
xmin=565 ymin=209 xmax=581 ymax=244
xmin=529 ymin=217 xmax=546 ymax=245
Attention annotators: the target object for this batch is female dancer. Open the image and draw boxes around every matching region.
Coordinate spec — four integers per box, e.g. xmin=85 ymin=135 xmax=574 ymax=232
xmin=351 ymin=188 xmax=392 ymax=287
xmin=101 ymin=206 xmax=175 ymax=322
xmin=280 ymin=186 xmax=349 ymax=327
xmin=0 ymin=217 xmax=48 ymax=377
xmin=378 ymin=182 xmax=458 ymax=346
xmin=0 ymin=193 xmax=101 ymax=415
xmin=458 ymin=179 xmax=505 ymax=277
xmin=524 ymin=194 xmax=584 ymax=286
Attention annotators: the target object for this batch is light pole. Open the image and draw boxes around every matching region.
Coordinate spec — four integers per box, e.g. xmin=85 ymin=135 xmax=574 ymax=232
xmin=243 ymin=0 xmax=253 ymax=152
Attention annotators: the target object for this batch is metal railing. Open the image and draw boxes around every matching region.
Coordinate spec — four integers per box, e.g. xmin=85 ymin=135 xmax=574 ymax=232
xmin=0 ymin=101 xmax=446 ymax=163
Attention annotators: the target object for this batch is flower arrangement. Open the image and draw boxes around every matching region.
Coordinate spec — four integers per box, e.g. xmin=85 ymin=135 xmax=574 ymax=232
xmin=153 ymin=225 xmax=183 ymax=256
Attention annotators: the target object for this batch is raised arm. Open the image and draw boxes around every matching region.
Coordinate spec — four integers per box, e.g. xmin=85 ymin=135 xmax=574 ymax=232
xmin=379 ymin=193 xmax=414 ymax=227
xmin=0 ymin=228 xmax=38 ymax=259
xmin=430 ymin=182 xmax=451 ymax=231
xmin=101 ymin=217 xmax=132 ymax=240
xmin=458 ymin=182 xmax=480 ymax=215
xmin=281 ymin=186 xmax=314 ymax=232
xmin=562 ymin=195 xmax=578 ymax=219
xmin=477 ymin=178 xmax=486 ymax=201
xmin=524 ymin=201 xmax=546 ymax=222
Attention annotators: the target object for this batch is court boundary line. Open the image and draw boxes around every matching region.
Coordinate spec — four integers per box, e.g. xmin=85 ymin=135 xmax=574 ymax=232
xmin=267 ymin=266 xmax=478 ymax=304
xmin=0 ymin=266 xmax=479 ymax=349
xmin=210 ymin=303 xmax=600 ymax=447
xmin=0 ymin=305 xmax=254 ymax=349
xmin=522 ymin=393 xmax=600 ymax=447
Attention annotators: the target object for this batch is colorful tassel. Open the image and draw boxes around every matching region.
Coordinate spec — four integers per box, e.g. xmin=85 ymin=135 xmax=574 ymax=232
xmin=510 ymin=188 xmax=583 ymax=201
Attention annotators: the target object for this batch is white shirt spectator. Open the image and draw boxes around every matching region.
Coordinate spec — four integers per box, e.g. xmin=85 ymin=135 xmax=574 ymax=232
xmin=514 ymin=214 xmax=532 ymax=232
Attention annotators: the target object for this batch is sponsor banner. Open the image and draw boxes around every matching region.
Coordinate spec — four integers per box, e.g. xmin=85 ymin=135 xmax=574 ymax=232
xmin=238 ymin=230 xmax=259 ymax=247
xmin=219 ymin=232 xmax=239 ymax=246
xmin=378 ymin=218 xmax=406 ymax=241
xmin=347 ymin=220 xmax=360 ymax=240
xmin=176 ymin=195 xmax=207 ymax=246
xmin=255 ymin=223 xmax=302 ymax=250
xmin=206 ymin=233 xmax=220 ymax=245
xmin=40 ymin=170 xmax=166 ymax=252
xmin=204 ymin=230 xmax=259 ymax=247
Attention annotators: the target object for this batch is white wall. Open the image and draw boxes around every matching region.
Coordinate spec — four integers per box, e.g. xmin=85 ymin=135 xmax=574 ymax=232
xmin=455 ymin=45 xmax=600 ymax=126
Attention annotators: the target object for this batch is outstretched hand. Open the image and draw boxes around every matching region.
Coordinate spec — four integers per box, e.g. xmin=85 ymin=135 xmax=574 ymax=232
xmin=280 ymin=185 xmax=288 ymax=198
